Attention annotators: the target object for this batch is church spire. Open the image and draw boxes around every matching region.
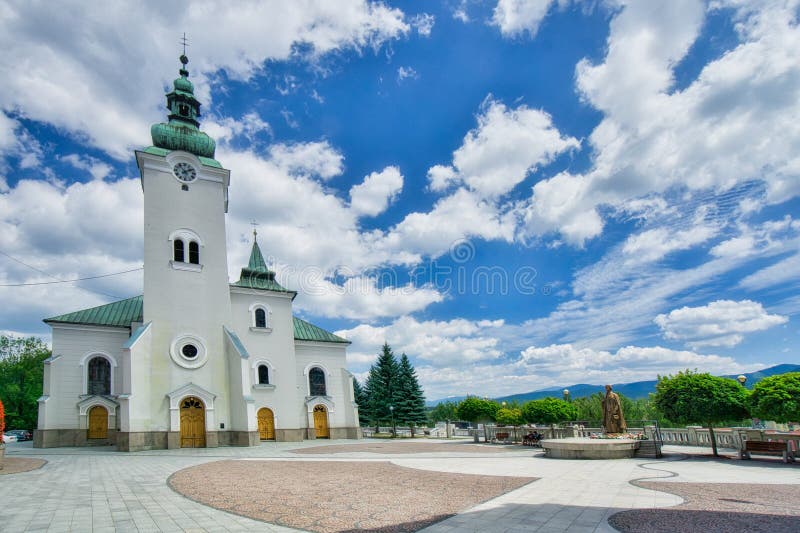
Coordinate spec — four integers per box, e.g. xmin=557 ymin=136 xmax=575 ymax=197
xmin=247 ymin=237 xmax=269 ymax=273
xmin=232 ymin=231 xmax=292 ymax=292
xmin=150 ymin=46 xmax=216 ymax=158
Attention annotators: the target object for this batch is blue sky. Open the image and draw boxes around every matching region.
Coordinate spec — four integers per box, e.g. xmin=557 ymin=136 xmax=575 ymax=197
xmin=1 ymin=1 xmax=799 ymax=399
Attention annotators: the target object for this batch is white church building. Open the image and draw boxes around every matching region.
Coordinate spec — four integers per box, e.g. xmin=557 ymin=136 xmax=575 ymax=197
xmin=35 ymin=55 xmax=361 ymax=451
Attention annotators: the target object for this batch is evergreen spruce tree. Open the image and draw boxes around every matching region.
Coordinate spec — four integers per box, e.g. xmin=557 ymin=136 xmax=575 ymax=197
xmin=395 ymin=353 xmax=427 ymax=436
xmin=364 ymin=343 xmax=400 ymax=434
xmin=363 ymin=369 xmax=378 ymax=432
xmin=352 ymin=377 xmax=369 ymax=426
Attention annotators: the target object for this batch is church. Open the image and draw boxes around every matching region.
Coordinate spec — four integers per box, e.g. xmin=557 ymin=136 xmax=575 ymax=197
xmin=34 ymin=54 xmax=361 ymax=451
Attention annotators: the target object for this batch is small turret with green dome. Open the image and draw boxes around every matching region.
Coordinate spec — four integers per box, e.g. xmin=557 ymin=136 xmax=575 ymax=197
xmin=150 ymin=54 xmax=216 ymax=159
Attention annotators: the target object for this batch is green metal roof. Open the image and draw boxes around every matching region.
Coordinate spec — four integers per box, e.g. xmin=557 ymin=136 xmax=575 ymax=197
xmin=247 ymin=239 xmax=268 ymax=271
xmin=232 ymin=240 xmax=294 ymax=294
xmin=293 ymin=316 xmax=350 ymax=344
xmin=141 ymin=146 xmax=222 ymax=168
xmin=44 ymin=295 xmax=143 ymax=328
xmin=149 ymin=55 xmax=216 ymax=159
xmin=231 ymin=278 xmax=294 ymax=292
xmin=44 ymin=295 xmax=348 ymax=344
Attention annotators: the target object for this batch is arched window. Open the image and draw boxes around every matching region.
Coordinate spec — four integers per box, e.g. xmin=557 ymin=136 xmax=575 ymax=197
xmin=258 ymin=364 xmax=269 ymax=385
xmin=87 ymin=357 xmax=111 ymax=395
xmin=188 ymin=241 xmax=200 ymax=264
xmin=309 ymin=367 xmax=326 ymax=396
xmin=255 ymin=308 xmax=267 ymax=328
xmin=173 ymin=239 xmax=185 ymax=262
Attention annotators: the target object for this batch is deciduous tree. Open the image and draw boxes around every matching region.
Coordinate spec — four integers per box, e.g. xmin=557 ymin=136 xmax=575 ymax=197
xmin=748 ymin=372 xmax=800 ymax=423
xmin=654 ymin=370 xmax=749 ymax=456
xmin=495 ymin=407 xmax=524 ymax=426
xmin=0 ymin=336 xmax=50 ymax=431
xmin=521 ymin=397 xmax=577 ymax=425
xmin=456 ymin=397 xmax=499 ymax=423
xmin=427 ymin=400 xmax=458 ymax=426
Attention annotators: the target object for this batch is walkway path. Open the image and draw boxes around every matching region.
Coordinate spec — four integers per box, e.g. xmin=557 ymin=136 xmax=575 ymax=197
xmin=1 ymin=440 xmax=797 ymax=532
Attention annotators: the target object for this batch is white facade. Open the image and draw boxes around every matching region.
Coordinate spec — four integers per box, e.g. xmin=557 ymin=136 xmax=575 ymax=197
xmin=36 ymin=58 xmax=359 ymax=450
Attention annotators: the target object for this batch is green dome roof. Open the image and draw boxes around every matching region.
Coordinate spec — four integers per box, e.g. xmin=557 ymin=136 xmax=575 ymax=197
xmin=151 ymin=123 xmax=216 ymax=158
xmin=173 ymin=75 xmax=194 ymax=93
xmin=150 ymin=54 xmax=215 ymax=158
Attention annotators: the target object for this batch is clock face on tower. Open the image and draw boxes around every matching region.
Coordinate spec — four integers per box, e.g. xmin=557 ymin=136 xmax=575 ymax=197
xmin=173 ymin=162 xmax=197 ymax=182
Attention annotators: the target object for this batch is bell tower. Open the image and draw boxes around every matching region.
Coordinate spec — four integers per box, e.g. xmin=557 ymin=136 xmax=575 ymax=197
xmin=133 ymin=54 xmax=233 ymax=439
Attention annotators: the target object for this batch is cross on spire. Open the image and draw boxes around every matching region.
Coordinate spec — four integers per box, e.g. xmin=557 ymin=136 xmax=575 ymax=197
xmin=251 ymin=220 xmax=259 ymax=241
xmin=180 ymin=32 xmax=189 ymax=55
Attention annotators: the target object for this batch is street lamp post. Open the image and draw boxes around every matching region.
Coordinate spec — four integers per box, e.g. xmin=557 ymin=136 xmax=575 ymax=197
xmin=389 ymin=405 xmax=395 ymax=438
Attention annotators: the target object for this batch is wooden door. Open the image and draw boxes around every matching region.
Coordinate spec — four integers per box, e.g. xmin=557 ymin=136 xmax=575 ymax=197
xmin=257 ymin=407 xmax=275 ymax=440
xmin=180 ymin=397 xmax=206 ymax=448
xmin=313 ymin=405 xmax=329 ymax=438
xmin=87 ymin=405 xmax=108 ymax=439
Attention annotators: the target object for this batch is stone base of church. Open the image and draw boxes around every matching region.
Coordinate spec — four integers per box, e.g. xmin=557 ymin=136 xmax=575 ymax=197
xmin=219 ymin=431 xmax=259 ymax=447
xmin=34 ymin=426 xmax=359 ymax=450
xmin=117 ymin=431 xmax=169 ymax=452
xmin=275 ymin=429 xmax=305 ymax=442
xmin=34 ymin=429 xmax=117 ymax=448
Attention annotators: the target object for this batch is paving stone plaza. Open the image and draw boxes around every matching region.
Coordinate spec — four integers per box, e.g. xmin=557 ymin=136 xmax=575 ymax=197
xmin=2 ymin=439 xmax=799 ymax=532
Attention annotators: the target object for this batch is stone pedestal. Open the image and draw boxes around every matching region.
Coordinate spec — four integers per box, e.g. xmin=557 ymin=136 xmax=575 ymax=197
xmin=541 ymin=438 xmax=639 ymax=459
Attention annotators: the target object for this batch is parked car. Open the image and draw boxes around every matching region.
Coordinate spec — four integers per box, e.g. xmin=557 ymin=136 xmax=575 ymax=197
xmin=2 ymin=433 xmax=18 ymax=443
xmin=5 ymin=429 xmax=32 ymax=441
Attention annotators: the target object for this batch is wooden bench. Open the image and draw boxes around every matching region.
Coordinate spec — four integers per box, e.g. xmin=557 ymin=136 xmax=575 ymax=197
xmin=493 ymin=432 xmax=510 ymax=443
xmin=740 ymin=440 xmax=795 ymax=463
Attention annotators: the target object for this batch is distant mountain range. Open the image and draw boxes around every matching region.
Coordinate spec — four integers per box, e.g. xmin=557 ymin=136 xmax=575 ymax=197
xmin=425 ymin=363 xmax=800 ymax=407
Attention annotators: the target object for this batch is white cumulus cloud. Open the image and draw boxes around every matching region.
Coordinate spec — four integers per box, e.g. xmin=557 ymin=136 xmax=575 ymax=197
xmin=0 ymin=0 xmax=410 ymax=159
xmin=491 ymin=0 xmax=559 ymax=37
xmin=337 ymin=316 xmax=506 ymax=367
xmin=655 ymin=299 xmax=788 ymax=348
xmin=349 ymin=166 xmax=403 ymax=217
xmin=442 ymin=98 xmax=580 ymax=198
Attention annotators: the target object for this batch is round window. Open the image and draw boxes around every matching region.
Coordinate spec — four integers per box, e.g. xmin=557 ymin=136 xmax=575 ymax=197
xmin=170 ymin=335 xmax=207 ymax=369
xmin=181 ymin=344 xmax=198 ymax=359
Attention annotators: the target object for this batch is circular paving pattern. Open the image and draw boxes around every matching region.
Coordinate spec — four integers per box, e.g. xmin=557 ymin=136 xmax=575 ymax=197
xmin=609 ymin=482 xmax=800 ymax=532
xmin=293 ymin=441 xmax=525 ymax=455
xmin=0 ymin=457 xmax=47 ymax=475
xmin=169 ymin=460 xmax=536 ymax=532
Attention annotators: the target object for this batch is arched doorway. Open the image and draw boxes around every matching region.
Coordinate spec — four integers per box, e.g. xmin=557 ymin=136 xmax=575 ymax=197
xmin=257 ymin=407 xmax=275 ymax=440
xmin=87 ymin=405 xmax=108 ymax=439
xmin=313 ymin=404 xmax=329 ymax=438
xmin=180 ymin=396 xmax=206 ymax=448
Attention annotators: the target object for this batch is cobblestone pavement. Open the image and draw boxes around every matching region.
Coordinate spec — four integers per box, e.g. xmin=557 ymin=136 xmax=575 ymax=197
xmin=2 ymin=440 xmax=799 ymax=532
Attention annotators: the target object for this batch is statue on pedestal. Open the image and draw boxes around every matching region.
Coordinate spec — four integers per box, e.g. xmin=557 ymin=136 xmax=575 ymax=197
xmin=602 ymin=384 xmax=626 ymax=434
